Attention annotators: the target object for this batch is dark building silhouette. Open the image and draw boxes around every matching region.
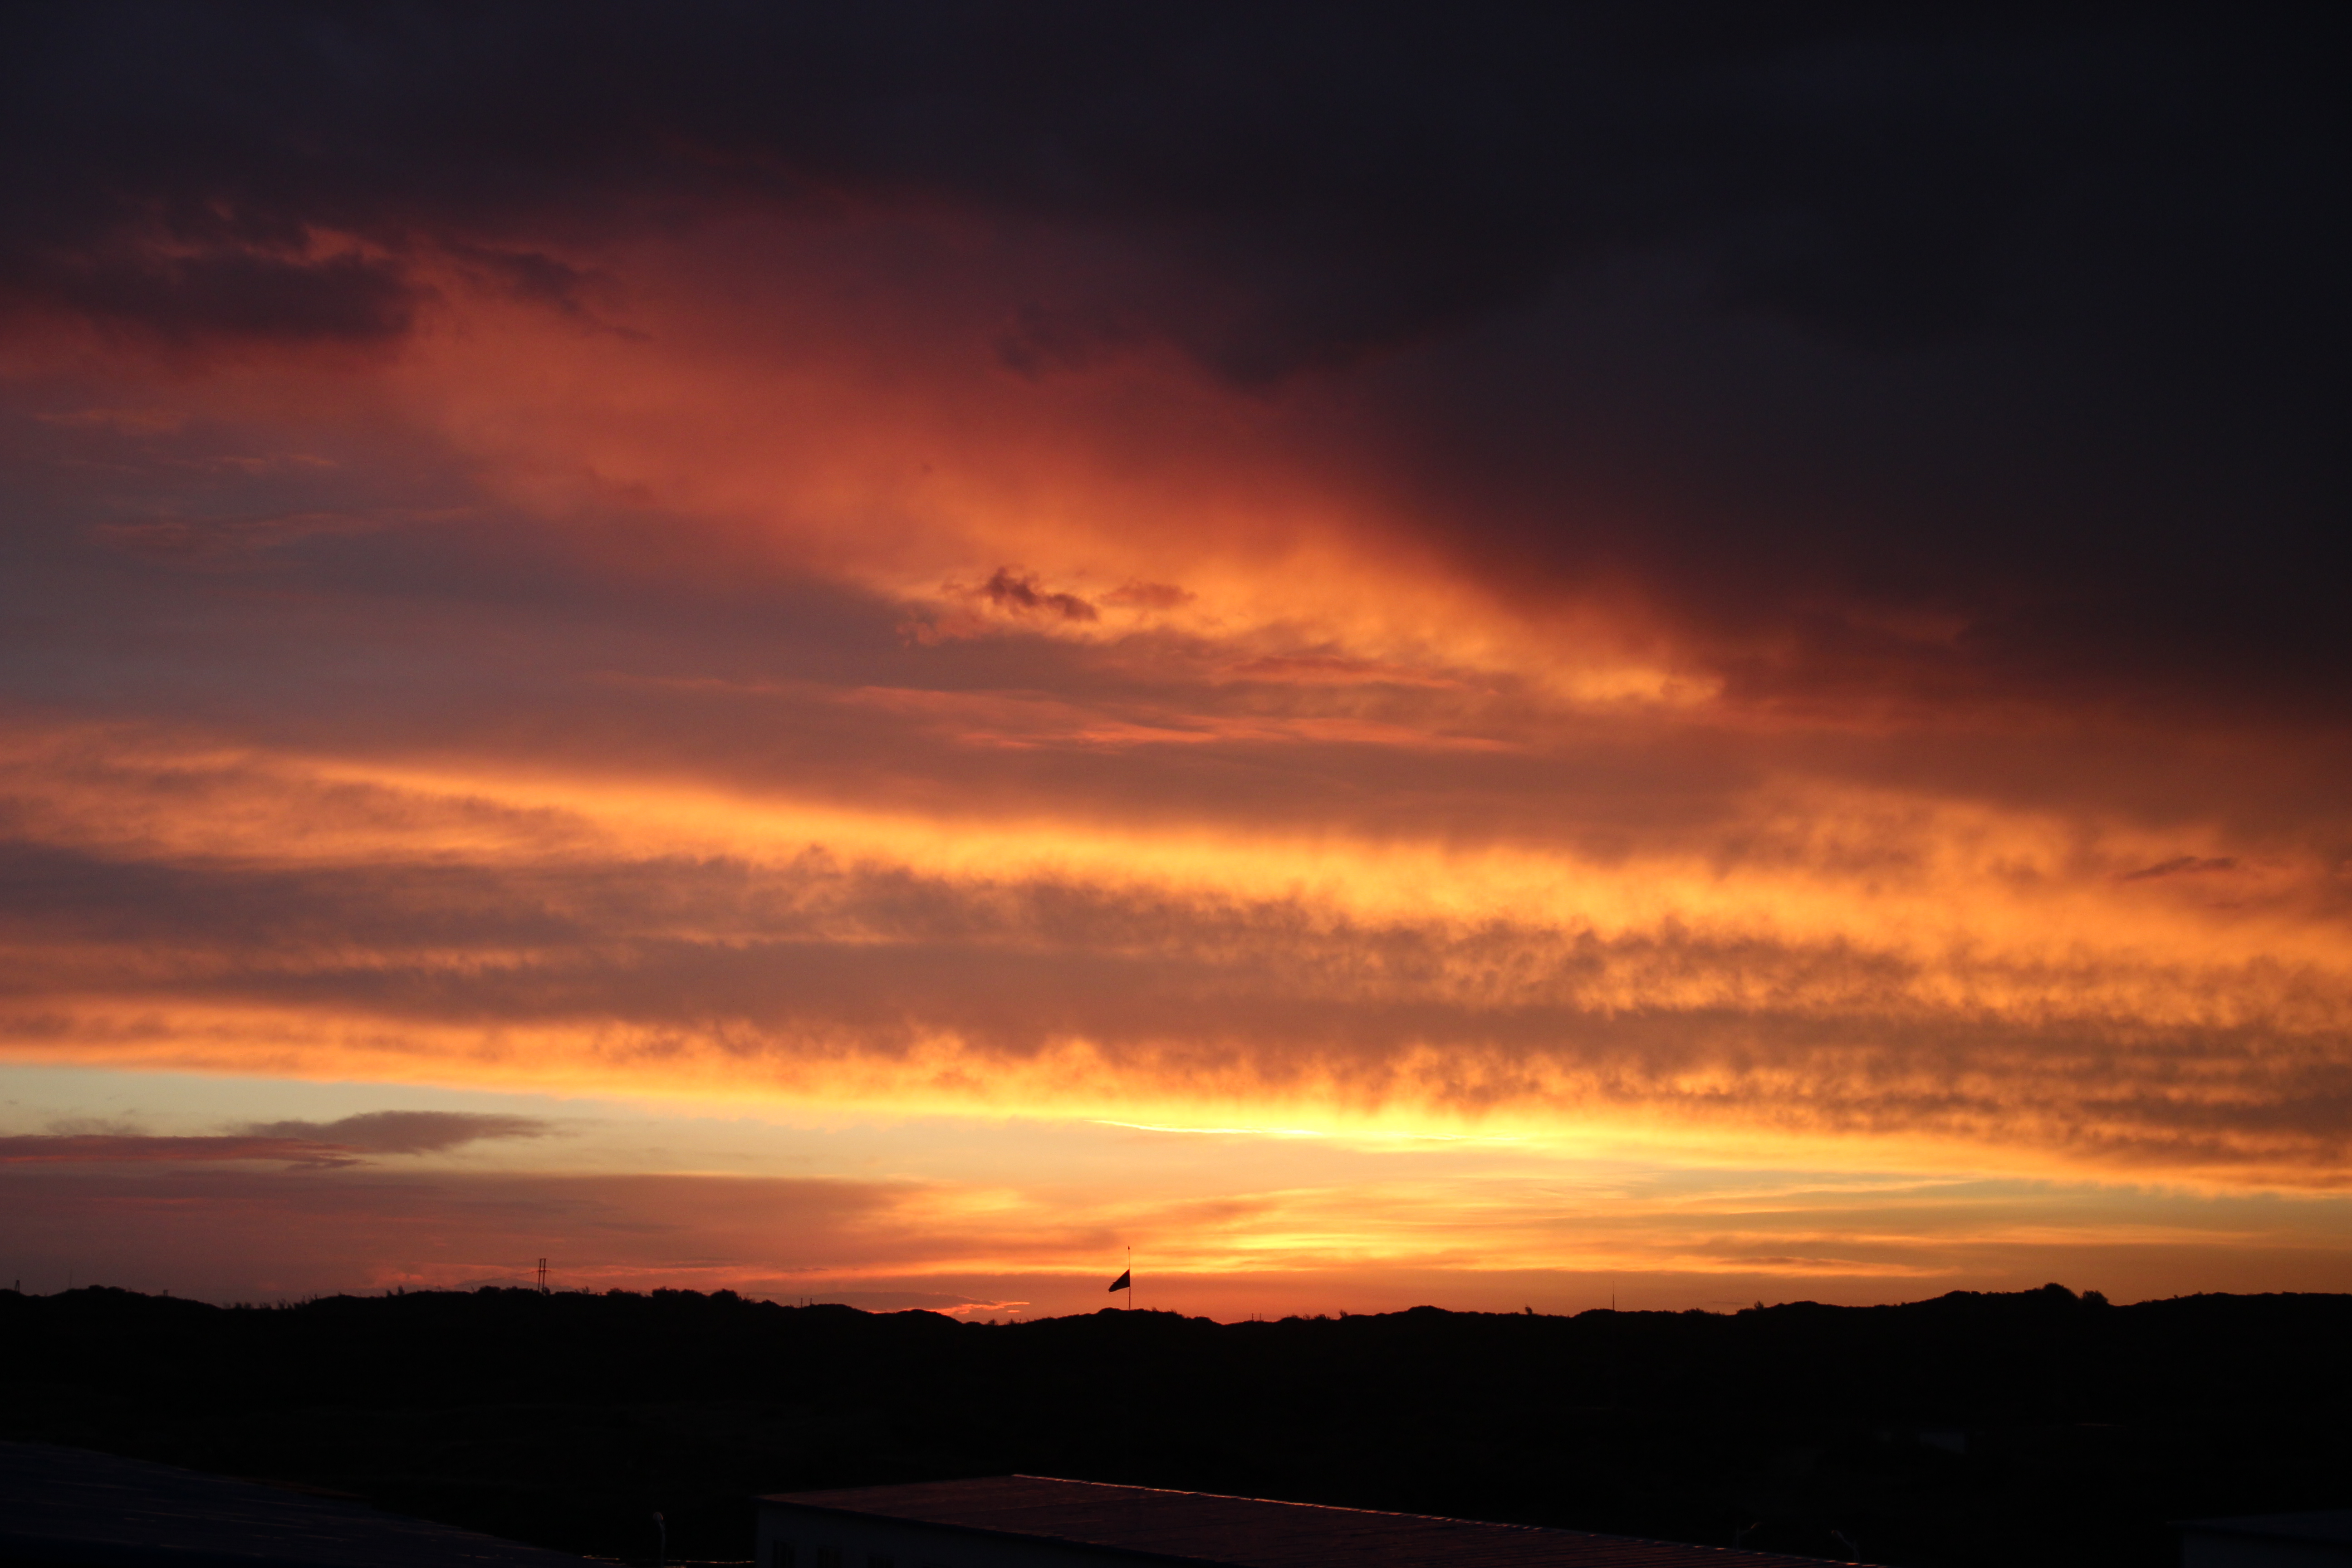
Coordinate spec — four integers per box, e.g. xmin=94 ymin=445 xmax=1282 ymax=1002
xmin=757 ymin=1475 xmax=1860 ymax=1567
xmin=2176 ymin=1511 xmax=2352 ymax=1567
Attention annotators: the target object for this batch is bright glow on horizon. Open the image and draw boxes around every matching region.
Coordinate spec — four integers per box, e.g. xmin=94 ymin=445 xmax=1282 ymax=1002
xmin=3 ymin=147 xmax=2346 ymax=1316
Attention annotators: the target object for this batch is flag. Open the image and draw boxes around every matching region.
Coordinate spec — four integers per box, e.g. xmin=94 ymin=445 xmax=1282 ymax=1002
xmin=1108 ymin=1269 xmax=1131 ymax=1293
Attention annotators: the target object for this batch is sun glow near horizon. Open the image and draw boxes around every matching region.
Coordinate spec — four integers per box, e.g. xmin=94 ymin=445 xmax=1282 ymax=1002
xmin=4 ymin=8 xmax=2347 ymax=1317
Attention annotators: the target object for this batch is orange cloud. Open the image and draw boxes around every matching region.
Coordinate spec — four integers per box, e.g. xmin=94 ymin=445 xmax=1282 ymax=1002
xmin=4 ymin=9 xmax=2346 ymax=1320
xmin=0 ymin=213 xmax=2345 ymax=1264
xmin=1 ymin=705 xmax=2347 ymax=1188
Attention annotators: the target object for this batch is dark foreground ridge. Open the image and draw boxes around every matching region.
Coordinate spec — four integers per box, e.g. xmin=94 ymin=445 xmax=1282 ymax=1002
xmin=4 ymin=1284 xmax=2347 ymax=1568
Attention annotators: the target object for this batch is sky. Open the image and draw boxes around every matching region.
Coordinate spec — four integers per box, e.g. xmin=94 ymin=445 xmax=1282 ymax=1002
xmin=1 ymin=3 xmax=2347 ymax=1319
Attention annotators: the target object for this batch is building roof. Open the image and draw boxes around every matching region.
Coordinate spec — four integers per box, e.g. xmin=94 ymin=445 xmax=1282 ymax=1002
xmin=762 ymin=1475 xmax=1854 ymax=1568
xmin=0 ymin=1441 xmax=584 ymax=1568
xmin=2177 ymin=1510 xmax=2352 ymax=1547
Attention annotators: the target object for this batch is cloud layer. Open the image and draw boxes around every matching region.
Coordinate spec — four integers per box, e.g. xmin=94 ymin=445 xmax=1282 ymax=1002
xmin=0 ymin=2 xmax=2346 ymax=1308
xmin=1 ymin=712 xmax=2344 ymax=1184
xmin=5 ymin=4 xmax=2339 ymax=715
xmin=0 ymin=1111 xmax=549 ymax=1167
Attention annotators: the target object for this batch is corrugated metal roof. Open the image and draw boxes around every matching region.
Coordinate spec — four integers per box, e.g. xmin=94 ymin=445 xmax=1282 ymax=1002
xmin=764 ymin=1475 xmax=1858 ymax=1568
xmin=0 ymin=1440 xmax=584 ymax=1568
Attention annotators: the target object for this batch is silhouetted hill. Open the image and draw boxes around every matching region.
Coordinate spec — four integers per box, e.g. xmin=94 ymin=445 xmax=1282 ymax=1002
xmin=4 ymin=1284 xmax=2347 ymax=1568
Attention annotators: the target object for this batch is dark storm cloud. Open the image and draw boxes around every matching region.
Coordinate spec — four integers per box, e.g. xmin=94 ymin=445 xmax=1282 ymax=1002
xmin=0 ymin=4 xmax=2341 ymax=701
xmin=4 ymin=4 xmax=2331 ymax=366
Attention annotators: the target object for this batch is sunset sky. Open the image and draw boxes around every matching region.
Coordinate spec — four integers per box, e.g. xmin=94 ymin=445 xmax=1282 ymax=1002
xmin=2 ymin=4 xmax=2346 ymax=1318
